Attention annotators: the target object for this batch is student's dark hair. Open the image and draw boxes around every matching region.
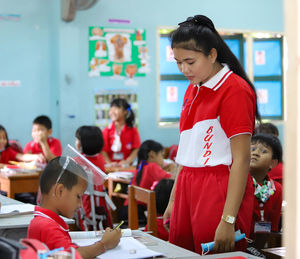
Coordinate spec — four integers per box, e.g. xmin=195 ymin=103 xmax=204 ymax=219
xmin=251 ymin=133 xmax=282 ymax=163
xmin=75 ymin=126 xmax=104 ymax=156
xmin=110 ymin=98 xmax=135 ymax=127
xmin=0 ymin=125 xmax=9 ymax=149
xmin=170 ymin=14 xmax=261 ymax=121
xmin=255 ymin=122 xmax=279 ymax=137
xmin=135 ymin=140 xmax=164 ymax=186
xmin=40 ymin=156 xmax=87 ymax=194
xmin=33 ymin=115 xmax=52 ymax=130
xmin=154 ymin=178 xmax=174 ymax=214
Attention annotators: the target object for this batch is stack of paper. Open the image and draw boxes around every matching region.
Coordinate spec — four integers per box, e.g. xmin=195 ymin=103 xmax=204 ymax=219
xmin=108 ymin=171 xmax=134 ymax=180
xmin=0 ymin=203 xmax=34 ymax=217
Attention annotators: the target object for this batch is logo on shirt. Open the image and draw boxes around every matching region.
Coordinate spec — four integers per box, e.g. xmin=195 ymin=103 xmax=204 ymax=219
xmin=182 ymin=98 xmax=188 ymax=111
xmin=203 ymin=126 xmax=213 ymax=165
xmin=126 ymin=143 xmax=132 ymax=149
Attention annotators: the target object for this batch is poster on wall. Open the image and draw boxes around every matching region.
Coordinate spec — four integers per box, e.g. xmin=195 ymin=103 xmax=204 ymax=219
xmin=94 ymin=89 xmax=138 ymax=129
xmin=89 ymin=27 xmax=150 ymax=85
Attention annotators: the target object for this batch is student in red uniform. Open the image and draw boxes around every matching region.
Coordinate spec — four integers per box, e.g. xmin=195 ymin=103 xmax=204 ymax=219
xmin=0 ymin=125 xmax=44 ymax=165
xmin=101 ymin=98 xmax=141 ymax=167
xmin=24 ymin=115 xmax=62 ymax=162
xmin=145 ymin=178 xmax=175 ymax=241
xmin=75 ymin=125 xmax=113 ymax=230
xmin=131 ymin=140 xmax=176 ymax=189
xmin=255 ymin=122 xmax=283 ymax=185
xmin=27 ymin=157 xmax=121 ymax=259
xmin=163 ymin=15 xmax=260 ymax=254
xmin=119 ymin=140 xmax=176 ymax=224
xmin=249 ymin=134 xmax=282 ymax=236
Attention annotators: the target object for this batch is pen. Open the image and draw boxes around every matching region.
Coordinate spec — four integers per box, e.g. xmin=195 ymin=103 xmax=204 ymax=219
xmin=114 ymin=220 xmax=124 ymax=230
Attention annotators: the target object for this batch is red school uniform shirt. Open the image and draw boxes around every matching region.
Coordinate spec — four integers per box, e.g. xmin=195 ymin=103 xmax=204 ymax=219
xmin=131 ymin=162 xmax=172 ymax=190
xmin=102 ymin=123 xmax=141 ymax=162
xmin=176 ymin=65 xmax=256 ymax=167
xmin=268 ymin=162 xmax=283 ymax=185
xmin=0 ymin=147 xmax=18 ymax=164
xmin=124 ymin=162 xmax=172 ymax=206
xmin=23 ymin=137 xmax=62 ymax=157
xmin=27 ymin=206 xmax=78 ymax=250
xmin=251 ymin=177 xmax=282 ymax=234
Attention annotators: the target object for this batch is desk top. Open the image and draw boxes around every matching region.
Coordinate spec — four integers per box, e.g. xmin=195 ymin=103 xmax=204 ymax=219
xmin=0 ymin=195 xmax=74 ymax=229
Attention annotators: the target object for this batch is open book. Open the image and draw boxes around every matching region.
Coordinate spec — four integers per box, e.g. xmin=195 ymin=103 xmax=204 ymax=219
xmin=71 ymin=230 xmax=162 ymax=259
xmin=0 ymin=203 xmax=34 ymax=217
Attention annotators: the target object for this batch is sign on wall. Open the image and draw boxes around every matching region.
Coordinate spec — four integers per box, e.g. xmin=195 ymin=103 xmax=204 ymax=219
xmin=89 ymin=27 xmax=150 ymax=85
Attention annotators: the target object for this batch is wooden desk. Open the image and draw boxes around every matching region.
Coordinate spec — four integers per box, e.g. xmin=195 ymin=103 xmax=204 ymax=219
xmin=0 ymin=171 xmax=41 ymax=198
xmin=262 ymin=247 xmax=285 ymax=259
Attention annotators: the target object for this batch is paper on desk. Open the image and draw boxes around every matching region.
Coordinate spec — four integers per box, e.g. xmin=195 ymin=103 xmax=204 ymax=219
xmin=0 ymin=203 xmax=34 ymax=217
xmin=73 ymin=237 xmax=163 ymax=259
xmin=108 ymin=171 xmax=134 ymax=180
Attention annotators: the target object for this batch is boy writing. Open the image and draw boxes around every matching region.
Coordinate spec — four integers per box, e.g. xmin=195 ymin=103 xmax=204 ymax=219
xmin=27 ymin=157 xmax=121 ymax=259
xmin=249 ymin=133 xmax=283 ymax=235
xmin=23 ymin=115 xmax=62 ymax=162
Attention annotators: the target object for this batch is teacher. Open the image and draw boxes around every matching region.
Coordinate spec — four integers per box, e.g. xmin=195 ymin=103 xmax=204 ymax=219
xmin=163 ymin=15 xmax=260 ymax=254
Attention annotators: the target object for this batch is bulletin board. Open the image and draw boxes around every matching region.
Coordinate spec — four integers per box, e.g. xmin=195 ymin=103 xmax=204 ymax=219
xmin=94 ymin=89 xmax=138 ymax=130
xmin=88 ymin=27 xmax=150 ymax=80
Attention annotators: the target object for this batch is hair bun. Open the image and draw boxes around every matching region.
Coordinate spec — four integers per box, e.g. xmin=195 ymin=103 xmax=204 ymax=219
xmin=179 ymin=15 xmax=215 ymax=31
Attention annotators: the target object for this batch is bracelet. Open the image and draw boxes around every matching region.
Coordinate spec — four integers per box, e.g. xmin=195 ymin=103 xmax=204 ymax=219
xmin=98 ymin=240 xmax=106 ymax=253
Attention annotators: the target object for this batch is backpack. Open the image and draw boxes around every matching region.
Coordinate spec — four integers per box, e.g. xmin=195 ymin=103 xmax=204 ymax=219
xmin=0 ymin=237 xmax=48 ymax=259
xmin=0 ymin=237 xmax=82 ymax=259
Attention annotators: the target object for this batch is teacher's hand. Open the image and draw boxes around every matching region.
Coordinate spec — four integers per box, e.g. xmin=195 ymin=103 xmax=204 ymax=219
xmin=213 ymin=220 xmax=235 ymax=253
xmin=163 ymin=199 xmax=173 ymax=231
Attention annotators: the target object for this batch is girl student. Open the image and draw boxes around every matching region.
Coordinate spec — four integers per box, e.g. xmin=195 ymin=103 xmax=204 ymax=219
xmin=101 ymin=98 xmax=141 ymax=167
xmin=163 ymin=15 xmax=260 ymax=254
xmin=0 ymin=125 xmax=44 ymax=165
xmin=119 ymin=140 xmax=177 ymax=224
xmin=75 ymin=125 xmax=113 ymax=230
xmin=131 ymin=140 xmax=177 ymax=189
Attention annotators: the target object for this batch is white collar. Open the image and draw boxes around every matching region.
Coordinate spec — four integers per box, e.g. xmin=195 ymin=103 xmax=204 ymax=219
xmin=194 ymin=65 xmax=232 ymax=91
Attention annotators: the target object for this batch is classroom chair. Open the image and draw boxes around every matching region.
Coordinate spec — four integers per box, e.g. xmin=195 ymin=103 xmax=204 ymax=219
xmin=128 ymin=185 xmax=158 ymax=237
xmin=83 ymin=182 xmax=116 ymax=231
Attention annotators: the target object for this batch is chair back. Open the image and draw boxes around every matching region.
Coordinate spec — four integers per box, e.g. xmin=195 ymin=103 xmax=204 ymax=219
xmin=128 ymin=185 xmax=157 ymax=237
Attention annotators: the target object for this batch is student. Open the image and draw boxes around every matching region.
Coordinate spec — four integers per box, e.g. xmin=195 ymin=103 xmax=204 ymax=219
xmin=0 ymin=125 xmax=44 ymax=165
xmin=255 ymin=122 xmax=283 ymax=184
xmin=75 ymin=125 xmax=112 ymax=230
xmin=163 ymin=15 xmax=260 ymax=254
xmin=250 ymin=134 xmax=282 ymax=235
xmin=27 ymin=157 xmax=121 ymax=259
xmin=101 ymin=98 xmax=141 ymax=167
xmin=131 ymin=140 xmax=176 ymax=189
xmin=145 ymin=178 xmax=175 ymax=241
xmin=23 ymin=115 xmax=62 ymax=162
xmin=119 ymin=140 xmax=176 ymax=224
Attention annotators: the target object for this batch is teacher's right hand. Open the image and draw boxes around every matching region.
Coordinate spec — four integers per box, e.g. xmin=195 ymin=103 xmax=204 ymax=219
xmin=163 ymin=199 xmax=173 ymax=231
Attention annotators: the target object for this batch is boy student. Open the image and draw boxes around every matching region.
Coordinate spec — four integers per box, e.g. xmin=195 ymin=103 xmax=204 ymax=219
xmin=27 ymin=157 xmax=121 ymax=259
xmin=24 ymin=115 xmax=62 ymax=162
xmin=249 ymin=133 xmax=283 ymax=236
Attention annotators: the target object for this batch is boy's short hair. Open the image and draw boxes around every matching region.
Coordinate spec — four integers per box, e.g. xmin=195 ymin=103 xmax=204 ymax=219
xmin=251 ymin=133 xmax=283 ymax=163
xmin=40 ymin=156 xmax=87 ymax=194
xmin=75 ymin=126 xmax=104 ymax=155
xmin=154 ymin=178 xmax=174 ymax=214
xmin=33 ymin=115 xmax=52 ymax=130
xmin=255 ymin=122 xmax=279 ymax=137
